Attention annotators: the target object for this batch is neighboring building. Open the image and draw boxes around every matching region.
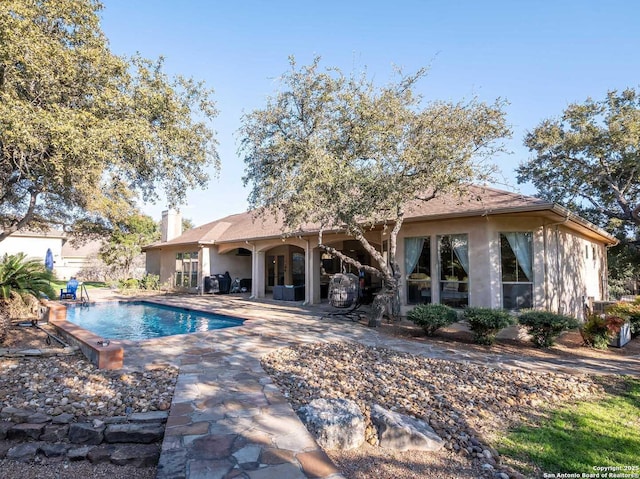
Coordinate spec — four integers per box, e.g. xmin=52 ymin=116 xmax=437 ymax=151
xmin=0 ymin=229 xmax=103 ymax=280
xmin=142 ymin=187 xmax=617 ymax=319
xmin=58 ymin=239 xmax=104 ymax=281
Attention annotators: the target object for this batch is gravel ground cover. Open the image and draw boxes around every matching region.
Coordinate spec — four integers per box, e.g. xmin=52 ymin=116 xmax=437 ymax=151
xmin=0 ymin=323 xmax=178 ymax=479
xmin=0 ymin=354 xmax=178 ymax=417
xmin=1 ymin=315 xmax=628 ymax=479
xmin=261 ymin=341 xmax=604 ymax=479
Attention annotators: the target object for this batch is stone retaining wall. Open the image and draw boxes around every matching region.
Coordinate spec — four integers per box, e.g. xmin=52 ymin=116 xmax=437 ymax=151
xmin=0 ymin=407 xmax=167 ymax=467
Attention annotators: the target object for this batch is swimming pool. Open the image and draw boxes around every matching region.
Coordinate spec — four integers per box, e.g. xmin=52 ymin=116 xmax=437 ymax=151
xmin=65 ymin=301 xmax=244 ymax=340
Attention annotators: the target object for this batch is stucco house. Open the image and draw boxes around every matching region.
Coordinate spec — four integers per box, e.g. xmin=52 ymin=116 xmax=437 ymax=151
xmin=0 ymin=229 xmax=103 ymax=280
xmin=143 ymin=186 xmax=617 ymax=319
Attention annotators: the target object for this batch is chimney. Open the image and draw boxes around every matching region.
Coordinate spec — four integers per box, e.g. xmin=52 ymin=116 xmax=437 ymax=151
xmin=161 ymin=209 xmax=182 ymax=242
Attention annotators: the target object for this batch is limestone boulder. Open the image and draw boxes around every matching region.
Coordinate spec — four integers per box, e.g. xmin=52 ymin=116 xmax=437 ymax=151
xmin=297 ymin=398 xmax=365 ymax=450
xmin=370 ymin=404 xmax=444 ymax=452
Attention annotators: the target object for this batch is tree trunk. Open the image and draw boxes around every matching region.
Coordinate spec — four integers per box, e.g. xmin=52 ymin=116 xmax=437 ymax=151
xmin=0 ymin=301 xmax=10 ymax=345
xmin=368 ymin=291 xmax=387 ymax=327
xmin=368 ymin=276 xmax=399 ymax=327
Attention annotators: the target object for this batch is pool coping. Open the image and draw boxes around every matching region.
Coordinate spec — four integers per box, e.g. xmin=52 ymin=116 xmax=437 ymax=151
xmin=45 ymin=297 xmax=254 ymax=370
xmin=45 ymin=300 xmax=124 ymax=369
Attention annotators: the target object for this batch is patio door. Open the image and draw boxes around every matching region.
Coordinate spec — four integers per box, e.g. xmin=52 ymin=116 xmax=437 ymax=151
xmin=267 ymin=255 xmax=285 ymax=290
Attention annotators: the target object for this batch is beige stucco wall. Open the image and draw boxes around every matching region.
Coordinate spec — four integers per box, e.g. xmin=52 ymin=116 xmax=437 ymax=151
xmin=398 ymin=216 xmax=608 ymax=318
xmin=144 ymin=212 xmax=609 ymax=316
xmin=147 ymin=246 xmax=199 ymax=290
xmin=398 ymin=217 xmax=494 ymax=310
xmin=208 ymin=248 xmax=252 ymax=281
xmin=145 ymin=244 xmax=252 ymax=292
xmin=544 ymin=225 xmax=607 ymax=318
xmin=145 ymin=250 xmax=161 ymax=277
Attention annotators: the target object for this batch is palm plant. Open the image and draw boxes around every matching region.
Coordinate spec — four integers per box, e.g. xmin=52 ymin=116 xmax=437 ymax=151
xmin=0 ymin=253 xmax=56 ymax=343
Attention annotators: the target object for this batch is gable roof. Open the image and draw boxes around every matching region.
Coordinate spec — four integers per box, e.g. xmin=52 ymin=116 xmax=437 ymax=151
xmin=143 ymin=185 xmax=617 ymax=250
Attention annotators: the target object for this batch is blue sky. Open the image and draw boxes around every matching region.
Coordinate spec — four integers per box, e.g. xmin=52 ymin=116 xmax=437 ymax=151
xmin=100 ymin=0 xmax=640 ymax=226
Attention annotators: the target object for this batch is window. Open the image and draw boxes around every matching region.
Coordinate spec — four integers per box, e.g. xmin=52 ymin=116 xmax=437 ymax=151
xmin=405 ymin=237 xmax=431 ymax=304
xmin=292 ymin=252 xmax=305 ymax=286
xmin=500 ymin=232 xmax=533 ymax=310
xmin=438 ymin=235 xmax=469 ymax=308
xmin=175 ymin=251 xmax=199 ymax=288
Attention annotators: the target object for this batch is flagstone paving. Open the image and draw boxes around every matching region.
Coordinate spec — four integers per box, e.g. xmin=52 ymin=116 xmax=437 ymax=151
xmin=112 ymin=294 xmax=639 ymax=479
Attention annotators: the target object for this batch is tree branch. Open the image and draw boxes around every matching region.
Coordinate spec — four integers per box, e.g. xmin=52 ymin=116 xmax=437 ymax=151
xmin=0 ymin=189 xmax=40 ymax=242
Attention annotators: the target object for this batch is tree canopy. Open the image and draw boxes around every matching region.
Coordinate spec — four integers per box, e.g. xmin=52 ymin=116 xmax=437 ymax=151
xmin=240 ymin=57 xmax=510 ymax=325
xmin=518 ymin=88 xmax=640 ymax=297
xmin=0 ymin=0 xmax=219 ymax=242
xmin=517 ymin=88 xmax=640 ymax=236
xmin=99 ymin=213 xmax=159 ymax=279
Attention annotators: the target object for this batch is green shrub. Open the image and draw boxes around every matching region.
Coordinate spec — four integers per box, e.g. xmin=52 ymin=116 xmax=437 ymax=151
xmin=140 ymin=274 xmax=160 ymax=291
xmin=606 ymin=301 xmax=640 ymax=337
xmin=580 ymin=315 xmax=611 ymax=349
xmin=518 ymin=310 xmax=580 ymax=348
xmin=0 ymin=253 xmax=55 ymax=344
xmin=118 ymin=278 xmax=139 ymax=291
xmin=463 ymin=307 xmax=515 ymax=345
xmin=407 ymin=304 xmax=458 ymax=336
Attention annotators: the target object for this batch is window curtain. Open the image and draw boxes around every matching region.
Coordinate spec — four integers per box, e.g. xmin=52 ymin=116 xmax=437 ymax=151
xmin=404 ymin=238 xmax=425 ymax=277
xmin=504 ymin=232 xmax=533 ymax=281
xmin=451 ymin=234 xmax=469 ymax=276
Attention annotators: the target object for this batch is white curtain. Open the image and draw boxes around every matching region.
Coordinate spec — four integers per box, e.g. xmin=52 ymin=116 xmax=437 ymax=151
xmin=504 ymin=232 xmax=533 ymax=281
xmin=450 ymin=234 xmax=469 ymax=276
xmin=404 ymin=238 xmax=425 ymax=277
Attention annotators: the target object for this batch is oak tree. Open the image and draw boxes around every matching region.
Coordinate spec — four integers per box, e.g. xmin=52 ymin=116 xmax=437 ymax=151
xmin=0 ymin=0 xmax=219 ymax=242
xmin=240 ymin=58 xmax=510 ymax=326
xmin=518 ymin=88 xmax=640 ymax=235
xmin=518 ymin=88 xmax=640 ymax=296
xmin=99 ymin=213 xmax=159 ymax=279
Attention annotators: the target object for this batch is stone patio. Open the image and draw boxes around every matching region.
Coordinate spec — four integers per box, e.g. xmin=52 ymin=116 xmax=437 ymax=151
xmin=103 ymin=293 xmax=639 ymax=479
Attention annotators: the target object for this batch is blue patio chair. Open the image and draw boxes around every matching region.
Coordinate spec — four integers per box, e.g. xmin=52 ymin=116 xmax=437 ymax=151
xmin=60 ymin=278 xmax=79 ymax=300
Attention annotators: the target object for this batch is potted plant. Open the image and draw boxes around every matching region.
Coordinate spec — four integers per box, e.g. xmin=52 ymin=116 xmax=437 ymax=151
xmin=581 ymin=314 xmax=631 ymax=349
xmin=606 ymin=315 xmax=631 ymax=348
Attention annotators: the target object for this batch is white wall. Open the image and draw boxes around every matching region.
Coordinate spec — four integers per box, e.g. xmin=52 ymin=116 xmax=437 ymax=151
xmin=0 ymin=235 xmax=64 ymax=271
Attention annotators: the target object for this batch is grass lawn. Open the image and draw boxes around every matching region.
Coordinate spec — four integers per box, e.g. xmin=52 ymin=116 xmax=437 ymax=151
xmin=50 ymin=280 xmax=107 ymax=290
xmin=497 ymin=376 xmax=640 ymax=478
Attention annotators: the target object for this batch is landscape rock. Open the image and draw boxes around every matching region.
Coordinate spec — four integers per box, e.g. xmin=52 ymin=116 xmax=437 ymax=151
xmin=40 ymin=424 xmax=69 ymax=442
xmin=297 ymin=398 xmax=365 ymax=450
xmin=370 ymin=404 xmax=445 ymax=452
xmin=67 ymin=445 xmax=94 ymax=461
xmin=51 ymin=413 xmax=75 ymax=424
xmin=128 ymin=411 xmax=169 ymax=423
xmin=40 ymin=443 xmax=70 ymax=457
xmin=6 ymin=443 xmax=40 ymax=462
xmin=27 ymin=413 xmax=51 ymax=424
xmin=0 ymin=421 xmax=14 ymax=439
xmin=110 ymin=444 xmax=160 ymax=467
xmin=262 ymin=341 xmax=602 ymax=457
xmin=0 ymin=441 xmax=13 ymax=458
xmin=69 ymin=422 xmax=105 ymax=445
xmin=1 ymin=407 xmax=31 ymax=423
xmin=0 ymin=354 xmax=178 ymax=420
xmin=86 ymin=444 xmax=116 ymax=463
xmin=104 ymin=423 xmax=165 ymax=444
xmin=8 ymin=422 xmax=46 ymax=440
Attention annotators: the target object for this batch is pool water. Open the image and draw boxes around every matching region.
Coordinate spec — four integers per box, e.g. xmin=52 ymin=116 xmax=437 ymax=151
xmin=65 ymin=301 xmax=244 ymax=340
